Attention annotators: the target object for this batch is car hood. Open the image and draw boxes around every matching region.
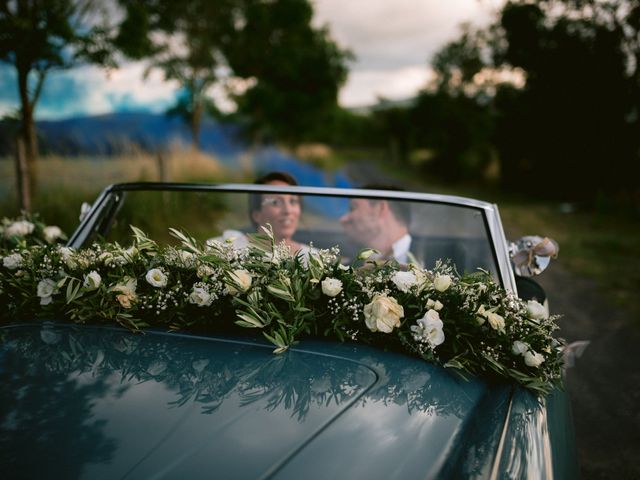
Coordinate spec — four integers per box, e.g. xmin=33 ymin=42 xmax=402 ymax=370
xmin=0 ymin=323 xmax=512 ymax=479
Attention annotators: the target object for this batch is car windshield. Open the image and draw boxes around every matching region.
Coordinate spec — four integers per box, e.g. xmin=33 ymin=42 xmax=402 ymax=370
xmin=71 ymin=185 xmax=501 ymax=280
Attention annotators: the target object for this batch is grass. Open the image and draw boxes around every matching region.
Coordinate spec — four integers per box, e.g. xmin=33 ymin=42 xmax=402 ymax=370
xmin=0 ymin=148 xmax=248 ymax=233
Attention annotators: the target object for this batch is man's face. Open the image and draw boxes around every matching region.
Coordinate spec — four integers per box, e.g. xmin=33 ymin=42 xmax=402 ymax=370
xmin=340 ymin=198 xmax=381 ymax=245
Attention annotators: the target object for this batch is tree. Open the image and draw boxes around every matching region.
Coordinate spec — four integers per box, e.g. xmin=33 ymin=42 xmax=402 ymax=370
xmin=425 ymin=0 xmax=640 ymax=206
xmin=0 ymin=0 xmax=115 ymax=209
xmin=494 ymin=0 xmax=639 ymax=202
xmin=115 ymin=0 xmax=237 ymax=149
xmin=225 ymin=0 xmax=351 ymax=147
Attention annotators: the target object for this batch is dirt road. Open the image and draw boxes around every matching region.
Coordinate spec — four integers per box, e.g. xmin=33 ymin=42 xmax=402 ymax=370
xmin=537 ymin=267 xmax=640 ymax=479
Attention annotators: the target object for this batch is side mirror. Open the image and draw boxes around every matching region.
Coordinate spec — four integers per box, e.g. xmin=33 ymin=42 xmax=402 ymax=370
xmin=509 ymin=236 xmax=559 ymax=277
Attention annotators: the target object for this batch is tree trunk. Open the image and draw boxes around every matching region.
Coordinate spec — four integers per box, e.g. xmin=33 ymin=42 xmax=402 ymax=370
xmin=17 ymin=66 xmax=38 ymax=202
xmin=15 ymin=136 xmax=31 ymax=212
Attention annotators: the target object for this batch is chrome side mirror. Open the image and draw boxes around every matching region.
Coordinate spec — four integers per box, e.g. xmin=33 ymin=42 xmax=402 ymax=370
xmin=509 ymin=236 xmax=559 ymax=277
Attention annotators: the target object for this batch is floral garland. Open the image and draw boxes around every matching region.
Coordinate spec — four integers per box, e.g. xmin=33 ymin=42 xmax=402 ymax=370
xmin=0 ymin=224 xmax=565 ymax=395
xmin=0 ymin=213 xmax=67 ymax=251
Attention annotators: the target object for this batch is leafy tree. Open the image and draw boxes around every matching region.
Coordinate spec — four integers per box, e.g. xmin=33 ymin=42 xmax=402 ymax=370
xmin=0 ymin=0 xmax=115 ymax=209
xmin=115 ymin=0 xmax=237 ymax=149
xmin=494 ymin=0 xmax=639 ymax=202
xmin=225 ymin=0 xmax=351 ymax=147
xmin=424 ymin=0 xmax=640 ymax=207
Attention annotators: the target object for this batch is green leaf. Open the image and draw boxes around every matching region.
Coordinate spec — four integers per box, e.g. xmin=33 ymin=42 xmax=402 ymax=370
xmin=236 ymin=312 xmax=264 ymax=328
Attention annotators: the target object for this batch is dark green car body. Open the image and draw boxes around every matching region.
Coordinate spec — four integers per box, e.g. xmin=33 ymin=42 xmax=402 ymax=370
xmin=0 ymin=323 xmax=577 ymax=479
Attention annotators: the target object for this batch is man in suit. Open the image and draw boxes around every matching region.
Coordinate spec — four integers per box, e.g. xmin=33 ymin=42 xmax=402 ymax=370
xmin=339 ymin=185 xmax=415 ymax=264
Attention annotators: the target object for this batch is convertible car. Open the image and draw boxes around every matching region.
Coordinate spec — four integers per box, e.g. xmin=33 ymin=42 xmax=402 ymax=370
xmin=0 ymin=183 xmax=577 ymax=479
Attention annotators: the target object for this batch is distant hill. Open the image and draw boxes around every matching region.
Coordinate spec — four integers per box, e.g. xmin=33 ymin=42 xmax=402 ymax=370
xmin=0 ymin=112 xmax=245 ymax=158
xmin=0 ymin=111 xmax=356 ymax=189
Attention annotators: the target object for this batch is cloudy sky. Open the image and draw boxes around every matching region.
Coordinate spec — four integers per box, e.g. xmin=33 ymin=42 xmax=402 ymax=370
xmin=0 ymin=0 xmax=503 ymax=120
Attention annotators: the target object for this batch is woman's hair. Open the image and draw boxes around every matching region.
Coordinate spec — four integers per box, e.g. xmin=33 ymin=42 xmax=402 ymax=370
xmin=248 ymin=171 xmax=299 ymax=226
xmin=254 ymin=171 xmax=298 ymax=186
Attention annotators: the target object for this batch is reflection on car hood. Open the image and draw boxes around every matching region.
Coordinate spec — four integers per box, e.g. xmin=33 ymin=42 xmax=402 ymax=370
xmin=0 ymin=324 xmax=512 ymax=479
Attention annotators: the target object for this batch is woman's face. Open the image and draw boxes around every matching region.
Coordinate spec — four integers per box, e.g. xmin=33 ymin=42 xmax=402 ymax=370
xmin=251 ymin=180 xmax=301 ymax=241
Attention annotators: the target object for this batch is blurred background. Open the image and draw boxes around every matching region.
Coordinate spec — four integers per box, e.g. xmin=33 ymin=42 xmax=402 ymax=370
xmin=1 ymin=1 xmax=639 ymax=477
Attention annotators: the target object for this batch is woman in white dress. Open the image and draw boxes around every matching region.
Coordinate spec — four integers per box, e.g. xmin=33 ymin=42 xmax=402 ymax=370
xmin=219 ymin=172 xmax=314 ymax=257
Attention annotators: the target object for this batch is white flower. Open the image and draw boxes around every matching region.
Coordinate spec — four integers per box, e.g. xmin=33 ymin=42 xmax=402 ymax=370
xmin=197 ymin=265 xmax=216 ymax=279
xmin=426 ymin=298 xmax=444 ymax=311
xmin=5 ymin=220 xmax=34 ymax=237
xmin=358 ymin=249 xmax=378 ymax=260
xmin=43 ymin=226 xmax=63 ymax=243
xmin=79 ymin=202 xmax=92 ymax=221
xmin=37 ymin=278 xmax=57 ymax=305
xmin=3 ymin=253 xmax=23 ymax=270
xmin=189 ymin=286 xmax=213 ymax=307
xmin=524 ymin=350 xmax=545 ymax=367
xmin=486 ymin=311 xmax=505 ymax=332
xmin=321 ymin=277 xmax=343 ymax=297
xmin=526 ymin=300 xmax=548 ymax=320
xmin=391 ymin=271 xmax=417 ymax=293
xmin=226 ymin=269 xmax=252 ymax=294
xmin=83 ymin=271 xmax=102 ymax=291
xmin=411 ymin=309 xmax=445 ymax=347
xmin=364 ymin=294 xmax=404 ymax=333
xmin=433 ymin=274 xmax=452 ymax=292
xmin=57 ymin=247 xmax=77 ymax=269
xmin=98 ymin=252 xmax=114 ymax=265
xmin=146 ymin=268 xmax=168 ymax=288
xmin=178 ymin=250 xmax=195 ymax=264
xmin=512 ymin=340 xmax=529 ymax=356
xmin=110 ymin=277 xmax=137 ymax=308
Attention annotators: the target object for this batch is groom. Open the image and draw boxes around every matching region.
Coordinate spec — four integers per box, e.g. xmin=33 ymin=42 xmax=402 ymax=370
xmin=339 ymin=185 xmax=416 ymax=264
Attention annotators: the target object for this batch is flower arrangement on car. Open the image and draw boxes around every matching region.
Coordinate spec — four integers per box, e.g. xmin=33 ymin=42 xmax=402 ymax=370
xmin=0 ymin=216 xmax=564 ymax=395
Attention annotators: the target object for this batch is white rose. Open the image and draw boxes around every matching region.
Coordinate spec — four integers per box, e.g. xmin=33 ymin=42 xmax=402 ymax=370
xmin=426 ymin=299 xmax=444 ymax=311
xmin=512 ymin=340 xmax=529 ymax=356
xmin=83 ymin=271 xmax=102 ymax=291
xmin=524 ymin=350 xmax=545 ymax=367
xmin=364 ymin=294 xmax=404 ymax=333
xmin=43 ymin=226 xmax=63 ymax=243
xmin=526 ymin=300 xmax=548 ymax=320
xmin=3 ymin=253 xmax=23 ymax=270
xmin=226 ymin=269 xmax=252 ymax=294
xmin=391 ymin=271 xmax=417 ymax=293
xmin=434 ymin=274 xmax=452 ymax=292
xmin=37 ymin=278 xmax=57 ymax=305
xmin=411 ymin=309 xmax=445 ymax=347
xmin=146 ymin=268 xmax=168 ymax=288
xmin=321 ymin=277 xmax=343 ymax=297
xmin=486 ymin=311 xmax=506 ymax=332
xmin=5 ymin=220 xmax=35 ymax=237
xmin=189 ymin=286 xmax=213 ymax=307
